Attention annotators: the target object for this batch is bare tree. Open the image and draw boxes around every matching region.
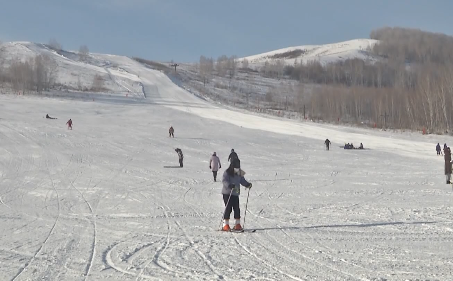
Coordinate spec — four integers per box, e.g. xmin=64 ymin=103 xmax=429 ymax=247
xmin=216 ymin=55 xmax=228 ymax=77
xmin=241 ymin=58 xmax=249 ymax=69
xmin=79 ymin=45 xmax=89 ymax=62
xmin=48 ymin=38 xmax=62 ymax=52
xmin=0 ymin=41 xmax=4 ymax=81
xmin=199 ymin=55 xmax=213 ymax=86
xmin=265 ymin=87 xmax=275 ymax=103
xmin=227 ymin=56 xmax=237 ymax=80
xmin=33 ymin=54 xmax=58 ymax=92
xmin=91 ymin=74 xmax=104 ymax=91
xmin=9 ymin=59 xmax=34 ymax=94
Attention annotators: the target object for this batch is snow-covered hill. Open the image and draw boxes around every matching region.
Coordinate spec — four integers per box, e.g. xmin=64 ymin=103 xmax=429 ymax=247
xmin=0 ymin=41 xmax=144 ymax=97
xmin=1 ymin=38 xmax=453 ymax=280
xmin=240 ymin=39 xmax=380 ymax=67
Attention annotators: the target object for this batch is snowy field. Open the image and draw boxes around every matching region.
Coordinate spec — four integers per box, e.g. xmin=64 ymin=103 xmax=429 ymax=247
xmin=1 ymin=58 xmax=453 ymax=281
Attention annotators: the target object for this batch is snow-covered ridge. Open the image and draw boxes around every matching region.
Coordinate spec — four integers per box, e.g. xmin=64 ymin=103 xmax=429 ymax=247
xmin=0 ymin=41 xmax=144 ymax=97
xmin=239 ymin=39 xmax=379 ymax=66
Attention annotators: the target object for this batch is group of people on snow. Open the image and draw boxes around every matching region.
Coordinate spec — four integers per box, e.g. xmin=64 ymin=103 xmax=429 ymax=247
xmin=344 ymin=142 xmax=364 ymax=149
xmin=171 ymin=138 xmax=250 ymax=231
xmin=45 ymin=114 xmax=72 ymax=130
xmin=324 ymin=139 xmax=364 ymax=150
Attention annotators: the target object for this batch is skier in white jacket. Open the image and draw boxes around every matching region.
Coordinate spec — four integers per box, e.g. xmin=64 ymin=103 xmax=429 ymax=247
xmin=209 ymin=152 xmax=222 ymax=182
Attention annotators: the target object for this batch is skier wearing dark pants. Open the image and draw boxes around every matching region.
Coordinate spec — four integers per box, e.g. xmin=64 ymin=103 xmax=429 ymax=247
xmin=445 ymin=147 xmax=452 ymax=184
xmin=324 ymin=139 xmax=331 ymax=150
xmin=228 ymin=149 xmax=238 ymax=163
xmin=175 ymin=148 xmax=183 ymax=167
xmin=436 ymin=143 xmax=441 ymax=155
xmin=209 ymin=152 xmax=221 ymax=182
xmin=221 ymin=158 xmax=252 ymax=231
xmin=66 ymin=119 xmax=73 ymax=130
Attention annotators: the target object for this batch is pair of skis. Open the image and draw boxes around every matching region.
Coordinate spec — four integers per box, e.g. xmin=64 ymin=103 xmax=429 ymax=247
xmin=219 ymin=228 xmax=256 ymax=233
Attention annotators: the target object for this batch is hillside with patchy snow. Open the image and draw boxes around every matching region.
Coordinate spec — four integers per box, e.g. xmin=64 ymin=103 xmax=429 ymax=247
xmin=239 ymin=39 xmax=380 ymax=67
xmin=0 ymin=42 xmax=144 ymax=98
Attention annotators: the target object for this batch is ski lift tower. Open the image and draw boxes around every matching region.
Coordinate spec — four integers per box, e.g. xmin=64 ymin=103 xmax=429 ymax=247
xmin=170 ymin=63 xmax=179 ymax=72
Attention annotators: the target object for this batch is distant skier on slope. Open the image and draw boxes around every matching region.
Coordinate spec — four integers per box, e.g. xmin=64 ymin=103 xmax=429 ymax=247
xmin=209 ymin=152 xmax=221 ymax=182
xmin=436 ymin=143 xmax=442 ymax=155
xmin=175 ymin=148 xmax=183 ymax=167
xmin=324 ymin=139 xmax=331 ymax=150
xmin=46 ymin=114 xmax=57 ymax=119
xmin=66 ymin=119 xmax=73 ymax=130
xmin=221 ymin=158 xmax=252 ymax=231
xmin=445 ymin=147 xmax=452 ymax=184
xmin=169 ymin=126 xmax=174 ymax=138
xmin=228 ymin=149 xmax=238 ymax=163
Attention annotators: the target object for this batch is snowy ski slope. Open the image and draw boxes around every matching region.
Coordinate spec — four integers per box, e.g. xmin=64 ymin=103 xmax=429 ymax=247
xmin=1 ymin=52 xmax=453 ymax=280
xmin=239 ymin=39 xmax=380 ymax=66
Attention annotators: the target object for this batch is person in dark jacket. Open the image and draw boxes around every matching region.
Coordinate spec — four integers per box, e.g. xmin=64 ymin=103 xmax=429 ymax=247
xmin=169 ymin=126 xmax=174 ymax=138
xmin=228 ymin=149 xmax=238 ymax=163
xmin=436 ymin=143 xmax=442 ymax=155
xmin=175 ymin=148 xmax=183 ymax=167
xmin=221 ymin=158 xmax=252 ymax=231
xmin=445 ymin=147 xmax=452 ymax=184
xmin=324 ymin=139 xmax=331 ymax=150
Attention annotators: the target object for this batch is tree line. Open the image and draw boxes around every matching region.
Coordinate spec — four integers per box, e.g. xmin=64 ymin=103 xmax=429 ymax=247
xmin=195 ymin=27 xmax=453 ymax=133
xmin=307 ymin=27 xmax=453 ymax=133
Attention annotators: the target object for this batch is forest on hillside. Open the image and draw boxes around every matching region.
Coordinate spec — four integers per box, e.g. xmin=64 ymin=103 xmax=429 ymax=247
xmin=196 ymin=27 xmax=453 ymax=133
xmin=308 ymin=27 xmax=453 ymax=133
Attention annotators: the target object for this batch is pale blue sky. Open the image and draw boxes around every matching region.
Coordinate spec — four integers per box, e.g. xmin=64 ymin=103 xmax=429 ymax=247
xmin=0 ymin=0 xmax=452 ymax=62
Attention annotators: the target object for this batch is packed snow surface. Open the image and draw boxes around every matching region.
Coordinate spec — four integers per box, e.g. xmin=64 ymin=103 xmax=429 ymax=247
xmin=1 ymin=53 xmax=453 ymax=281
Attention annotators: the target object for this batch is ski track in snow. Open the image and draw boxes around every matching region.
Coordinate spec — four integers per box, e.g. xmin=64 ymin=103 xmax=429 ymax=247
xmin=1 ymin=52 xmax=453 ymax=280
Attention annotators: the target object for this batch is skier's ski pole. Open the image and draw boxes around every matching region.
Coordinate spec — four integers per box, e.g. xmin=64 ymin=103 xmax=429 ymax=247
xmin=219 ymin=188 xmax=234 ymax=230
xmin=243 ymin=187 xmax=251 ymax=230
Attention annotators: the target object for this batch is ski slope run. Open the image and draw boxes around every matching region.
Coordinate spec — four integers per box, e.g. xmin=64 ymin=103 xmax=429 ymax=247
xmin=1 ymin=55 xmax=453 ymax=280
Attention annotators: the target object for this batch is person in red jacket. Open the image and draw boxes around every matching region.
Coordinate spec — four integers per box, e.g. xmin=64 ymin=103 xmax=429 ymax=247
xmin=66 ymin=119 xmax=73 ymax=130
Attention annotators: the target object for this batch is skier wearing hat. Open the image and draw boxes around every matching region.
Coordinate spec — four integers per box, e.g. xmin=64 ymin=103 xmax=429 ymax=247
xmin=175 ymin=148 xmax=183 ymax=167
xmin=221 ymin=158 xmax=252 ymax=231
xmin=228 ymin=149 xmax=238 ymax=163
